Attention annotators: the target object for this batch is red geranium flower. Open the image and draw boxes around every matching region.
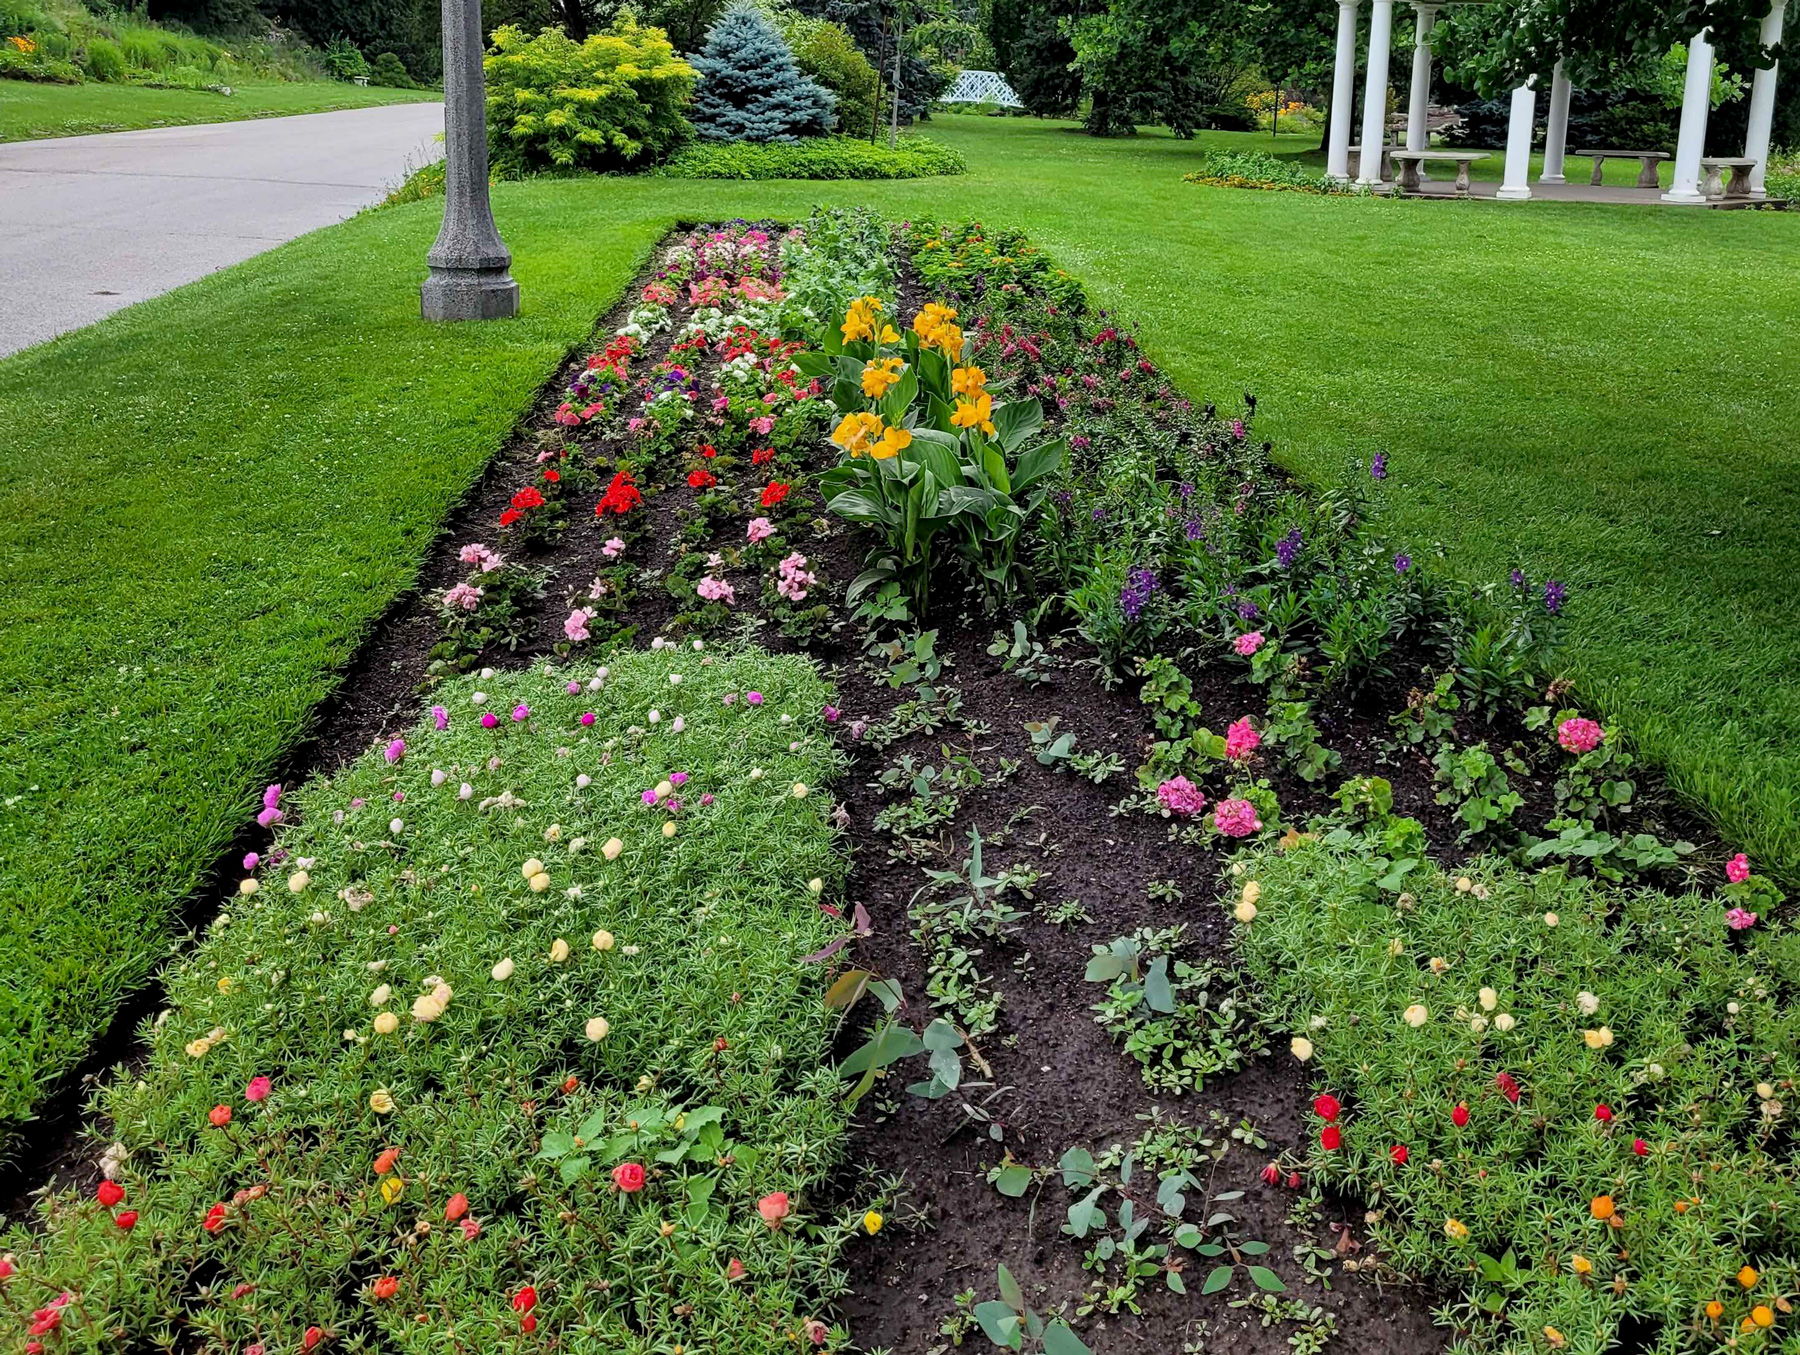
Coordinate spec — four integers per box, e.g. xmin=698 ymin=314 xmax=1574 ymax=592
xmin=596 ymin=471 xmax=643 ymax=517
xmin=96 ymin=1180 xmax=124 ymax=1208
xmin=751 ymin=447 xmax=775 ymax=465
xmin=510 ymin=487 xmax=544 ymax=512
xmin=1390 ymin=1144 xmax=1409 ymax=1165
xmin=700 ymin=443 xmax=718 ymax=458
xmin=1319 ymin=1125 xmax=1341 ymax=1151
xmin=1452 ymin=1103 xmax=1470 ymax=1128
xmin=499 ymin=508 xmax=522 ymax=527
xmin=1312 ymin=1093 xmax=1341 ymax=1123
xmin=688 ymin=469 xmax=716 ymax=490
xmin=761 ymin=482 xmax=791 ymax=509
xmin=612 ymin=1162 xmax=646 ymax=1193
xmin=543 ymin=468 xmax=560 ymax=483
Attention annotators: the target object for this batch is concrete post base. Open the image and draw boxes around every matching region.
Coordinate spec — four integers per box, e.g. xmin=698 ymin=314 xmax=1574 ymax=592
xmin=1495 ymin=185 xmax=1533 ymax=200
xmin=422 ymin=266 xmax=520 ymax=321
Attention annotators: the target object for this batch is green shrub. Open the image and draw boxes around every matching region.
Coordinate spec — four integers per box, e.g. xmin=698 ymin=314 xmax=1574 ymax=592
xmin=0 ymin=38 xmax=82 ymax=80
xmin=485 ymin=19 xmax=694 ymax=175
xmin=0 ymin=649 xmax=878 ymax=1353
xmin=777 ymin=13 xmax=878 ymax=139
xmin=1233 ymin=832 xmax=1799 ymax=1354
xmin=0 ymin=0 xmax=45 ymax=40
xmin=82 ymin=34 xmax=125 ymax=79
xmin=368 ymin=48 xmax=413 ymax=86
xmin=320 ymin=34 xmax=369 ymax=80
xmin=660 ymin=133 xmax=966 ymax=180
xmin=1183 ymin=148 xmax=1346 ymax=194
xmin=1767 ymin=148 xmax=1800 ymax=201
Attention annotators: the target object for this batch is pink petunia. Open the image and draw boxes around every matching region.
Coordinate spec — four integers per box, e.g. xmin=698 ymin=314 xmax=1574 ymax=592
xmin=749 ymin=415 xmax=776 ymax=436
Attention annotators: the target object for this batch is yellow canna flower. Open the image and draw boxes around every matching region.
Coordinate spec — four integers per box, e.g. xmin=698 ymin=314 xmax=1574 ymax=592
xmin=871 ymin=425 xmax=912 ymax=460
xmin=950 ymin=365 xmax=987 ymax=399
xmin=832 ymin=411 xmax=885 ymax=458
xmin=950 ymin=392 xmax=995 ymax=436
xmin=841 ymin=295 xmax=886 ymax=344
xmin=861 ymin=357 xmax=905 ymax=399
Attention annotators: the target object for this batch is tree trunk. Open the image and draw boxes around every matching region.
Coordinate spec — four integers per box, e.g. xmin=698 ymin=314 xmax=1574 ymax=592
xmin=890 ymin=2 xmax=904 ymax=149
xmin=561 ymin=0 xmax=587 ymax=42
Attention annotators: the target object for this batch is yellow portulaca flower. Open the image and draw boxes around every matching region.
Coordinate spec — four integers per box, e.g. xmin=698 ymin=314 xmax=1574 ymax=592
xmin=491 ymin=957 xmax=515 ymax=982
xmin=1403 ymin=1003 xmax=1429 ymax=1028
xmin=373 ymin=1011 xmax=399 ymax=1035
xmin=380 ymin=1175 xmax=405 ymax=1204
xmin=521 ymin=858 xmax=545 ymax=880
xmin=370 ymin=1088 xmax=396 ymax=1114
xmin=662 ymin=820 xmax=677 ymax=839
xmin=585 ymin=1016 xmax=610 ymax=1042
xmin=862 ymin=1210 xmax=883 ymax=1235
xmin=861 ymin=357 xmax=906 ymax=399
xmin=549 ymin=937 xmax=571 ymax=964
xmin=528 ymin=871 xmax=551 ymax=893
xmin=1444 ymin=1217 xmax=1469 ymax=1240
xmin=1290 ymin=1036 xmax=1314 ymax=1062
xmin=602 ymin=837 xmax=624 ymax=861
xmin=1233 ymin=900 xmax=1257 ymax=924
xmin=288 ymin=870 xmax=310 ymax=893
xmin=593 ymin=928 xmax=616 ymax=952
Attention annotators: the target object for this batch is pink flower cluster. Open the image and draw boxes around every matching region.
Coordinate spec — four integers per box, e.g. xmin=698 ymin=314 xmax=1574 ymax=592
xmin=564 ymin=608 xmax=595 ymax=643
xmin=1726 ymin=907 xmax=1759 ymax=931
xmin=1225 ymin=716 xmax=1260 ymax=761
xmin=1234 ymin=631 xmax=1264 ymax=656
xmin=601 ymin=536 xmax=626 ymax=560
xmin=444 ymin=583 xmax=484 ymax=612
xmin=697 ymin=576 xmax=736 ymax=605
xmin=256 ymin=784 xmax=283 ymax=829
xmin=458 ymin=543 xmax=503 ymax=573
xmin=1213 ymin=797 xmax=1263 ymax=838
xmin=1156 ymin=775 xmax=1207 ymax=817
xmin=777 ymin=553 xmax=817 ymax=602
xmin=746 ymin=517 xmax=775 ymax=544
xmin=1557 ymin=717 xmax=1604 ymax=754
xmin=1726 ymin=852 xmax=1750 ymax=883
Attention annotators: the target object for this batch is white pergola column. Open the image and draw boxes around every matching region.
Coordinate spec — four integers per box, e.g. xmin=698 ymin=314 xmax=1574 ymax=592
xmin=1357 ymin=0 xmax=1396 ymax=185
xmin=1406 ymin=4 xmax=1439 ymax=152
xmin=1327 ymin=0 xmax=1363 ymax=181
xmin=1744 ymin=1 xmax=1787 ymax=197
xmin=1541 ymin=60 xmax=1573 ymax=183
xmin=1663 ymin=30 xmax=1716 ymax=204
xmin=1497 ymin=79 xmax=1537 ymax=199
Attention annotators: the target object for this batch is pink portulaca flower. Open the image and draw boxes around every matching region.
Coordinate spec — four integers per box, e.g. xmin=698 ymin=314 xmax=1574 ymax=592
xmin=244 ymin=1076 xmax=272 ymax=1102
xmin=565 ymin=608 xmax=595 ymax=643
xmin=1225 ymin=717 xmax=1260 ymax=761
xmin=1557 ymin=717 xmax=1604 ymax=754
xmin=1726 ymin=852 xmax=1751 ymax=884
xmin=384 ymin=739 xmax=405 ymax=765
xmin=1213 ymin=798 xmax=1263 ymax=838
xmin=747 ymin=517 xmax=775 ymax=544
xmin=1726 ymin=907 xmax=1758 ymax=931
xmin=1234 ymin=631 xmax=1265 ymax=656
xmin=1156 ymin=775 xmax=1207 ymax=817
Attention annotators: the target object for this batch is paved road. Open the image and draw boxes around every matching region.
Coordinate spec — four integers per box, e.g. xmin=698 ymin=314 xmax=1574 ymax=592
xmin=0 ymin=102 xmax=444 ymax=357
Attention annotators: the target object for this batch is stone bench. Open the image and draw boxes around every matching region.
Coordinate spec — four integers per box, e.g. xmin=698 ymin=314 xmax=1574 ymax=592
xmin=1700 ymin=156 xmax=1758 ymax=200
xmin=1391 ymin=149 xmax=1489 ymax=197
xmin=1346 ymin=144 xmax=1393 ymax=182
xmin=1574 ymin=149 xmax=1668 ymax=189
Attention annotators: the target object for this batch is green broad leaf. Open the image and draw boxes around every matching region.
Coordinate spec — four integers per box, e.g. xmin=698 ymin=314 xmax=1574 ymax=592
xmin=974 ymin=1301 xmax=1022 ymax=1349
xmin=1143 ymin=955 xmax=1175 ymax=1014
xmin=823 ymin=969 xmax=872 ymax=1009
xmin=535 ymin=1130 xmax=574 ymax=1160
xmin=880 ymin=367 xmax=919 ymax=423
xmin=994 ymin=1164 xmax=1034 ymax=1198
xmin=1083 ymin=954 xmax=1128 ymax=984
xmin=1172 ymin=1224 xmax=1202 ymax=1249
xmin=1247 ymin=1265 xmax=1287 ymax=1292
xmin=996 ymin=1263 xmax=1025 ymax=1313
xmin=981 ymin=443 xmax=1011 ymax=494
xmin=1064 ymin=1186 xmax=1107 ymax=1239
xmin=922 ymin=1018 xmax=964 ymax=1052
xmin=558 ymin=1154 xmax=589 ymax=1184
xmin=1012 ymin=436 xmax=1067 ymax=491
xmin=826 ymin=488 xmax=891 ymax=524
xmin=836 ymin=1020 xmax=926 ymax=1079
xmin=1058 ymin=1146 xmax=1097 ymax=1188
xmin=792 ymin=350 xmax=835 ymax=376
xmin=1166 ymin=1270 xmax=1187 ymax=1294
xmin=991 ymin=397 xmax=1044 ymax=452
xmin=1201 ymin=1265 xmax=1234 ymax=1295
xmin=1238 ymin=1240 xmax=1271 ymax=1256
xmin=1042 ymin=1321 xmax=1091 ymax=1355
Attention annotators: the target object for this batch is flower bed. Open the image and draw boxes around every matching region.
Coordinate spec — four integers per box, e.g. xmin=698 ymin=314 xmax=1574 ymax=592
xmin=0 ymin=651 xmax=874 ymax=1353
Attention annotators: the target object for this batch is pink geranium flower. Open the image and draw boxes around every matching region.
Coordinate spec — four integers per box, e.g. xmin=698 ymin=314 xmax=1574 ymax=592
xmin=697 ymin=576 xmax=736 ymax=605
xmin=1234 ymin=631 xmax=1264 ymax=656
xmin=444 ymin=583 xmax=483 ymax=612
xmin=1213 ymin=798 xmax=1263 ymax=838
xmin=1726 ymin=907 xmax=1758 ymax=930
xmin=1225 ymin=717 xmax=1260 ymax=760
xmin=601 ymin=536 xmax=626 ymax=560
xmin=747 ymin=517 xmax=775 ymax=544
xmin=1156 ymin=775 xmax=1207 ymax=817
xmin=1557 ymin=717 xmax=1604 ymax=754
xmin=1726 ymin=852 xmax=1750 ymax=883
xmin=749 ymin=415 xmax=776 ymax=436
xmin=565 ymin=608 xmax=595 ymax=643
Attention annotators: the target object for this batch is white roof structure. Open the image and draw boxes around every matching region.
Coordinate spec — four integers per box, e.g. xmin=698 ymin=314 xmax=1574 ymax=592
xmin=942 ymin=69 xmax=1024 ymax=108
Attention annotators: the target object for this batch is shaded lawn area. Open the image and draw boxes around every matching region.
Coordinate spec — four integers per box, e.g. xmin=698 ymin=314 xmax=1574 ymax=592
xmin=0 ymin=79 xmax=437 ymax=142
xmin=1 ymin=112 xmax=1796 ymax=1148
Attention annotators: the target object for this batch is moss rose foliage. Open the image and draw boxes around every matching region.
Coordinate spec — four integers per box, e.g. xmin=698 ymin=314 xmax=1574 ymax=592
xmin=689 ymin=3 xmax=835 ymax=144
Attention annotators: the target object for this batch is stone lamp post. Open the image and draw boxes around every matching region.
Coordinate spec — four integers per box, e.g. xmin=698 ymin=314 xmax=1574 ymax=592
xmin=421 ymin=0 xmax=519 ymax=321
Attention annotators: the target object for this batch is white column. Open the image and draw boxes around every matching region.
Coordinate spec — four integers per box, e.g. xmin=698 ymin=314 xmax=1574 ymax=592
xmin=1744 ymin=1 xmax=1786 ymax=197
xmin=1541 ymin=60 xmax=1572 ymax=182
xmin=1663 ymin=30 xmax=1715 ymax=204
xmin=1406 ymin=4 xmax=1439 ymax=152
xmin=1327 ymin=0 xmax=1362 ymax=181
xmin=1357 ymin=0 xmax=1396 ymax=185
xmin=1496 ymin=80 xmax=1537 ymax=199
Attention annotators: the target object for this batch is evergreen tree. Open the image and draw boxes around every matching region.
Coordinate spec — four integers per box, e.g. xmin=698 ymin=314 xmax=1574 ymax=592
xmin=690 ymin=3 xmax=837 ymax=141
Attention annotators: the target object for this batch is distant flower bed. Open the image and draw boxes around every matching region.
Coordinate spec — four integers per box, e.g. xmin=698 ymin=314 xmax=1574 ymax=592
xmin=659 ymin=133 xmax=966 ymax=181
xmin=1184 ymin=149 xmax=1350 ymax=195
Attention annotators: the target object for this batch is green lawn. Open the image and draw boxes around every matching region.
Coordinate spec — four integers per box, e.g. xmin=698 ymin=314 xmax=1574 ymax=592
xmin=0 ymin=78 xmax=435 ymax=142
xmin=1 ymin=112 xmax=1796 ymax=1151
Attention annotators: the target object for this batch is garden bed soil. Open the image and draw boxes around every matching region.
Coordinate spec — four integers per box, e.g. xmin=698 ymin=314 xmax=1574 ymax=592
xmin=2 ymin=221 xmax=1722 ymax=1355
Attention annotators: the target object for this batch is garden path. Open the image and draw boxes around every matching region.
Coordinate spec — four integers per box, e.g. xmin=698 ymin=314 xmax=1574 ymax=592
xmin=0 ymin=100 xmax=443 ymax=355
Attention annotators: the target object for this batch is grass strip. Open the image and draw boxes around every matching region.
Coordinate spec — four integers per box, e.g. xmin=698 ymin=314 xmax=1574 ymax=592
xmin=1 ymin=648 xmax=873 ymax=1352
xmin=0 ymin=80 xmax=436 ymax=142
xmin=1233 ymin=831 xmax=1797 ymax=1353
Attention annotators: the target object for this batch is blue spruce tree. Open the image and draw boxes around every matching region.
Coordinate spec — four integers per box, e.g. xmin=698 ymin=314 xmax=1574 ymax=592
xmin=689 ymin=4 xmax=837 ymax=142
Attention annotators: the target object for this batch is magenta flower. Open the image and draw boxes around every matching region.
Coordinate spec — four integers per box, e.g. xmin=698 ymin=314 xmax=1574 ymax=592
xmin=1557 ymin=717 xmax=1603 ymax=754
xmin=1156 ymin=775 xmax=1207 ymax=817
xmin=700 ymin=793 xmax=715 ymax=806
xmin=1726 ymin=907 xmax=1758 ymax=930
xmin=642 ymin=789 xmax=659 ymax=806
xmin=512 ymin=704 xmax=530 ymax=722
xmin=1225 ymin=717 xmax=1261 ymax=761
xmin=1213 ymin=798 xmax=1263 ymax=838
xmin=567 ymin=681 xmax=581 ymax=695
xmin=256 ymin=806 xmax=283 ymax=829
xmin=1726 ymin=852 xmax=1750 ymax=883
xmin=385 ymin=739 xmax=406 ymax=765
xmin=432 ymin=705 xmax=449 ymax=731
xmin=243 ymin=852 xmax=260 ymax=871
xmin=244 ymin=1076 xmax=272 ymax=1102
xmin=1233 ymin=631 xmax=1265 ymax=657
xmin=481 ymin=712 xmax=499 ymax=729
xmin=580 ymin=712 xmax=596 ymax=726
xmin=746 ymin=692 xmax=764 ymax=706
xmin=670 ymin=772 xmax=689 ymax=786
xmin=823 ymin=705 xmax=841 ymax=722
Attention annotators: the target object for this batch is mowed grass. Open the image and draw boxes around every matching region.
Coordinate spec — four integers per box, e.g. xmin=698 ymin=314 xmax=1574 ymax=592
xmin=1 ymin=112 xmax=1796 ymax=1147
xmin=0 ymin=78 xmax=436 ymax=142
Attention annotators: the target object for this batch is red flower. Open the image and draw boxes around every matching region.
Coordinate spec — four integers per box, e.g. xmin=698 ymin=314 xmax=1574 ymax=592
xmin=543 ymin=468 xmax=560 ymax=483
xmin=445 ymin=1193 xmax=469 ymax=1222
xmin=687 ymin=469 xmax=716 ymax=490
xmin=761 ymin=482 xmax=791 ymax=509
xmin=561 ymin=1075 xmax=579 ymax=1094
xmin=374 ymin=1147 xmax=400 ymax=1176
xmin=499 ymin=508 xmax=522 ymax=527
xmin=612 ymin=1162 xmax=646 ymax=1193
xmin=1319 ymin=1125 xmax=1341 ymax=1151
xmin=1261 ymin=1162 xmax=1281 ymax=1186
xmin=512 ymin=1286 xmax=538 ymax=1314
xmin=758 ymin=1191 xmax=791 ymax=1227
xmin=700 ymin=443 xmax=718 ymax=458
xmin=596 ymin=471 xmax=643 ymax=517
xmin=209 ymin=1105 xmax=232 ymax=1127
xmin=1594 ymin=1104 xmax=1614 ymax=1123
xmin=521 ymin=1315 xmax=537 ymax=1334
xmin=1390 ymin=1144 xmax=1410 ymax=1165
xmin=1495 ymin=1072 xmax=1520 ymax=1103
xmin=115 ymin=1210 xmax=138 ymax=1230
xmin=1285 ymin=1170 xmax=1301 ymax=1188
xmin=244 ymin=1075 xmax=271 ymax=1102
xmin=302 ymin=1326 xmax=324 ymax=1350
xmin=1312 ymin=1093 xmax=1341 ymax=1123
xmin=203 ymin=1203 xmax=228 ymax=1232
xmin=372 ymin=1276 xmax=399 ymax=1300
xmin=1632 ymin=1137 xmax=1648 ymax=1156
xmin=727 ymin=1257 xmax=746 ymax=1281
xmin=96 ymin=1180 xmax=124 ymax=1208
xmin=751 ymin=447 xmax=775 ymax=466
xmin=510 ymin=486 xmax=545 ymax=512
xmin=1452 ymin=1103 xmax=1470 ymax=1128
